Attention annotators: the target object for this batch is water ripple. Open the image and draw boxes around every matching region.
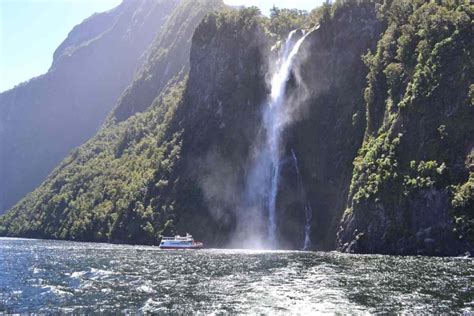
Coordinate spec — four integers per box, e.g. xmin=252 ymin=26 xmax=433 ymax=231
xmin=0 ymin=238 xmax=472 ymax=313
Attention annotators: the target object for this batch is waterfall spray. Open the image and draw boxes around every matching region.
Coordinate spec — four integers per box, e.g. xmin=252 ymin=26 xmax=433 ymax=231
xmin=240 ymin=29 xmax=309 ymax=249
xmin=265 ymin=30 xmax=309 ymax=247
xmin=303 ymin=204 xmax=313 ymax=250
xmin=291 ymin=149 xmax=313 ymax=250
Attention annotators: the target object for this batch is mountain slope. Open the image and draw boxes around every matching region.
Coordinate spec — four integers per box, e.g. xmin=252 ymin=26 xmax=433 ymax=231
xmin=109 ymin=0 xmax=226 ymax=124
xmin=0 ymin=0 xmax=179 ymax=213
xmin=0 ymin=2 xmax=378 ymax=247
xmin=0 ymin=7 xmax=266 ymax=244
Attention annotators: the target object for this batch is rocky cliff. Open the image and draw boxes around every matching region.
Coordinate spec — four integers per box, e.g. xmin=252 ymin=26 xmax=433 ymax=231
xmin=279 ymin=1 xmax=383 ymax=249
xmin=337 ymin=1 xmax=473 ymax=256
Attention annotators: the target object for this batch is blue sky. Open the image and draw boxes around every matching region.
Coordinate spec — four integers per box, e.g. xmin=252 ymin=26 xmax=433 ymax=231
xmin=0 ymin=0 xmax=120 ymax=92
xmin=0 ymin=0 xmax=324 ymax=93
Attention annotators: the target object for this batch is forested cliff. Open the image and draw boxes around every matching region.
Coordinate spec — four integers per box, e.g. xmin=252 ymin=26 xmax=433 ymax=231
xmin=0 ymin=0 xmax=472 ymax=256
xmin=337 ymin=0 xmax=473 ymax=255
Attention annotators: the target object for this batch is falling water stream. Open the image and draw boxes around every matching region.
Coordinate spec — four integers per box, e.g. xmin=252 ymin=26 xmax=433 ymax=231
xmin=265 ymin=30 xmax=309 ymax=246
xmin=291 ymin=149 xmax=313 ymax=250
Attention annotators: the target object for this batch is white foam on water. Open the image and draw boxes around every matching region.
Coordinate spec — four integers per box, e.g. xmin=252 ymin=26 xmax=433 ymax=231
xmin=140 ymin=298 xmax=167 ymax=313
xmin=137 ymin=284 xmax=155 ymax=294
xmin=41 ymin=285 xmax=73 ymax=298
xmin=70 ymin=271 xmax=86 ymax=278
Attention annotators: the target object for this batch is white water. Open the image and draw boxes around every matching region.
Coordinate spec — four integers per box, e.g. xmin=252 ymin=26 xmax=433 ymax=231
xmin=266 ymin=30 xmax=309 ymax=246
xmin=240 ymin=30 xmax=309 ymax=248
xmin=4 ymin=238 xmax=471 ymax=313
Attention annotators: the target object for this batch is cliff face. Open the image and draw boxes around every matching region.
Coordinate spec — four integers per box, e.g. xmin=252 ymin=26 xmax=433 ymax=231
xmin=0 ymin=0 xmax=179 ymax=213
xmin=278 ymin=2 xmax=383 ymax=249
xmin=0 ymin=2 xmax=380 ymax=248
xmin=337 ymin=2 xmax=473 ymax=256
xmin=169 ymin=10 xmax=269 ymax=246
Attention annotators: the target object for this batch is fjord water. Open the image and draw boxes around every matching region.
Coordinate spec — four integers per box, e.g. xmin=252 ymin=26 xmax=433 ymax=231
xmin=1 ymin=238 xmax=472 ymax=313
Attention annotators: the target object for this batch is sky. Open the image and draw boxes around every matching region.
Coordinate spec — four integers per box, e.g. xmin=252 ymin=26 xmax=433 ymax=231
xmin=0 ymin=0 xmax=324 ymax=93
xmin=0 ymin=0 xmax=121 ymax=92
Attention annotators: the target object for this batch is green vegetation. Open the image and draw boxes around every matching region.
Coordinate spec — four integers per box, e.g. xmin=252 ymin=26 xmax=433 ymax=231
xmin=0 ymin=83 xmax=185 ymax=243
xmin=110 ymin=0 xmax=226 ymax=123
xmin=0 ymin=0 xmax=179 ymax=214
xmin=341 ymin=0 xmax=473 ymax=254
xmin=350 ymin=132 xmax=401 ymax=204
xmin=451 ymin=156 xmax=474 ymax=242
xmin=0 ymin=7 xmax=267 ymax=245
xmin=266 ymin=6 xmax=310 ymax=37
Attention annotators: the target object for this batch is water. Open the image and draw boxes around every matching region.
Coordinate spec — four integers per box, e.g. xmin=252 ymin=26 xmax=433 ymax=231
xmin=241 ymin=30 xmax=309 ymax=248
xmin=291 ymin=148 xmax=313 ymax=250
xmin=1 ymin=238 xmax=472 ymax=313
xmin=303 ymin=204 xmax=312 ymax=249
xmin=266 ymin=30 xmax=308 ymax=246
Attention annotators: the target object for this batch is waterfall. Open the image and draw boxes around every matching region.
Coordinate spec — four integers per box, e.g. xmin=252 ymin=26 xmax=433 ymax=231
xmin=303 ymin=204 xmax=313 ymax=250
xmin=240 ymin=29 xmax=309 ymax=249
xmin=291 ymin=149 xmax=313 ymax=250
xmin=265 ymin=30 xmax=309 ymax=247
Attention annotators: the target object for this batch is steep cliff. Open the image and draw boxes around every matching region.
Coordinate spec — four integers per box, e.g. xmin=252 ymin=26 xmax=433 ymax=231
xmin=0 ymin=0 xmax=179 ymax=213
xmin=167 ymin=9 xmax=269 ymax=246
xmin=278 ymin=1 xmax=383 ymax=249
xmin=337 ymin=1 xmax=473 ymax=256
xmin=0 ymin=1 xmax=382 ymax=248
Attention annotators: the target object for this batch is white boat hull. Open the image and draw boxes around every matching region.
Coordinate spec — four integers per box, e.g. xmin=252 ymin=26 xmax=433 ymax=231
xmin=159 ymin=242 xmax=203 ymax=250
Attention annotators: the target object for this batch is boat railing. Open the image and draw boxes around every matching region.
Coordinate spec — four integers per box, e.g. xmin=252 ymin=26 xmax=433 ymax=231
xmin=161 ymin=235 xmax=194 ymax=241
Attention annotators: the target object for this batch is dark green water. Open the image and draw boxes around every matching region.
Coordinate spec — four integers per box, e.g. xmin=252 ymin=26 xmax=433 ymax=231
xmin=0 ymin=237 xmax=472 ymax=313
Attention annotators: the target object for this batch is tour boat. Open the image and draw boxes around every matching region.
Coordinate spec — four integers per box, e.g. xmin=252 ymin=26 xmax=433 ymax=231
xmin=159 ymin=233 xmax=203 ymax=249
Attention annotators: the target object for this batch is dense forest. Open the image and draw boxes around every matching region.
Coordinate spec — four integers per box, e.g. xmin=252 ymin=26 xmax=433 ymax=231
xmin=0 ymin=0 xmax=472 ymax=256
xmin=337 ymin=0 xmax=474 ymax=255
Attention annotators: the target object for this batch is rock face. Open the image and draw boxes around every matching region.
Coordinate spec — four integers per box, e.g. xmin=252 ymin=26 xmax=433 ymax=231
xmin=277 ymin=2 xmax=383 ymax=249
xmin=169 ymin=2 xmax=385 ymax=250
xmin=336 ymin=2 xmax=474 ymax=256
xmin=0 ymin=0 xmax=179 ymax=213
xmin=169 ymin=10 xmax=269 ymax=246
xmin=0 ymin=7 xmax=267 ymax=244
